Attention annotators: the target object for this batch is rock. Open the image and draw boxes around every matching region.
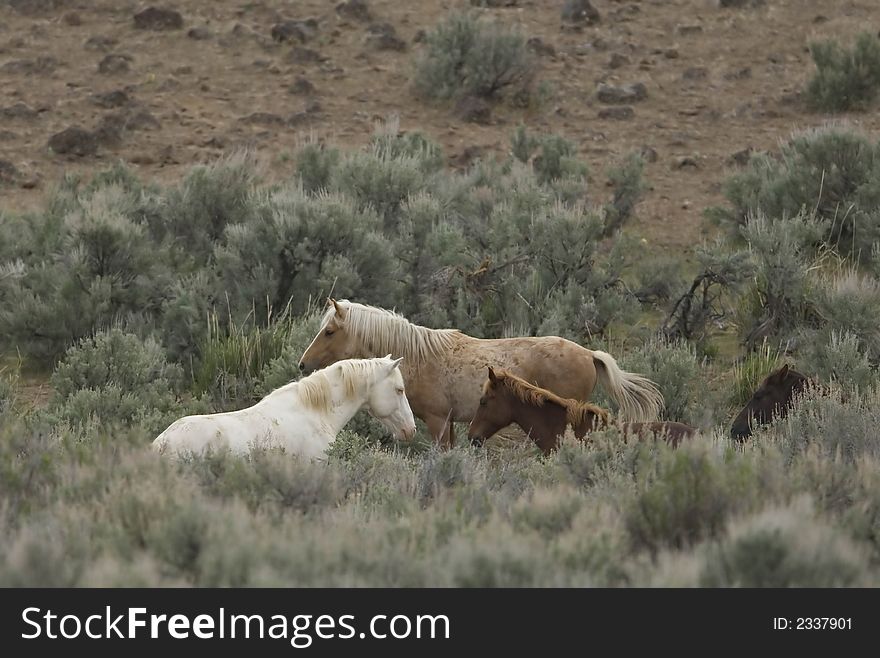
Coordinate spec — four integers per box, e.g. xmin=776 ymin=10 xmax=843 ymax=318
xmin=413 ymin=29 xmax=426 ymax=43
xmin=676 ymin=24 xmax=703 ymax=36
xmin=1 ymin=57 xmax=58 ymax=75
xmin=63 ymin=12 xmax=82 ymax=26
xmin=9 ymin=0 xmax=63 ymax=14
xmin=336 ymin=0 xmax=372 ymax=23
xmin=455 ymin=95 xmax=492 ymax=124
xmin=470 ymin=0 xmax=518 ymax=6
xmin=84 ymin=35 xmax=118 ymax=52
xmin=289 ymin=77 xmax=316 ymax=95
xmin=365 ymin=22 xmax=406 ymax=51
xmin=639 ymin=145 xmax=658 ymax=163
xmin=596 ymin=82 xmax=647 ymax=104
xmin=0 ymin=159 xmax=20 ymax=184
xmin=719 ymin=0 xmax=765 ymax=6
xmin=271 ymin=19 xmax=318 ymax=43
xmin=133 ymin=7 xmax=184 ymax=31
xmin=598 ymin=106 xmax=634 ymax=120
xmin=1 ymin=102 xmax=40 ymax=119
xmin=664 ymin=48 xmax=679 ymax=59
xmin=127 ymin=110 xmax=161 ymax=131
xmin=90 ymin=90 xmax=130 ymax=108
xmin=48 ymin=127 xmax=98 ymax=157
xmin=728 ymin=147 xmax=754 ymax=166
xmin=682 ymin=67 xmax=708 ymax=81
xmin=674 ymin=156 xmax=699 ymax=169
xmin=97 ymin=54 xmax=132 ymax=75
xmin=187 ymin=26 xmax=212 ymax=40
xmin=239 ymin=112 xmax=288 ymax=126
xmin=562 ymin=0 xmax=600 ymax=25
xmin=607 ymin=53 xmax=629 ymax=69
xmin=285 ymin=47 xmax=326 ymax=64
xmin=93 ymin=113 xmax=125 ymax=146
xmin=0 ymin=130 xmax=18 ymax=141
xmin=724 ymin=67 xmax=751 ymax=80
xmin=173 ymin=65 xmax=193 ymax=75
xmin=527 ymin=37 xmax=555 ymax=57
xmin=449 ymin=145 xmax=484 ymax=169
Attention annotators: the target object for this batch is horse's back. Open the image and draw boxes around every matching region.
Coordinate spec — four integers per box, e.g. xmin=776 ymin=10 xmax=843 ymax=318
xmin=153 ymin=413 xmax=245 ymax=456
xmin=620 ymin=421 xmax=698 ymax=447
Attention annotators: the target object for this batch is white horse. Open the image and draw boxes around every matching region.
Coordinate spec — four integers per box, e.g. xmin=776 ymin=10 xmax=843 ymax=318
xmin=152 ymin=356 xmax=417 ymax=458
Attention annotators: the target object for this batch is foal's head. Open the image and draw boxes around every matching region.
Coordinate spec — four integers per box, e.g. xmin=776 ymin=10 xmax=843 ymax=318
xmin=730 ymin=364 xmax=809 ymax=440
xmin=468 ymin=367 xmax=518 ymax=446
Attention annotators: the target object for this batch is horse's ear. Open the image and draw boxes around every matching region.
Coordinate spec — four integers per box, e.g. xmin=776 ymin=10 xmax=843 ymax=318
xmin=487 ymin=366 xmax=498 ymax=383
xmin=388 ymin=357 xmax=404 ymax=372
xmin=776 ymin=363 xmax=790 ymax=381
xmin=331 ymin=298 xmax=346 ymax=320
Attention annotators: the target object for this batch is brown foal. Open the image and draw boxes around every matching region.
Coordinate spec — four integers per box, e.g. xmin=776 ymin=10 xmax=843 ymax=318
xmin=468 ymin=367 xmax=697 ymax=455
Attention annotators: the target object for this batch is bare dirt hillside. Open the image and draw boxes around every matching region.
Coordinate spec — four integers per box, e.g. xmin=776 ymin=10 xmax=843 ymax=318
xmin=1 ymin=0 xmax=879 ymax=248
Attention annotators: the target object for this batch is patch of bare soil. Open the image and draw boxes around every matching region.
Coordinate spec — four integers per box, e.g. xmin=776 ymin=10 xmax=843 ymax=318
xmin=1 ymin=0 xmax=879 ymax=250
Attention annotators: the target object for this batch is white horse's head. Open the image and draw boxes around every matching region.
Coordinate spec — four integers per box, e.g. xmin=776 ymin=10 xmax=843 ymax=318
xmin=365 ymin=355 xmax=417 ymax=441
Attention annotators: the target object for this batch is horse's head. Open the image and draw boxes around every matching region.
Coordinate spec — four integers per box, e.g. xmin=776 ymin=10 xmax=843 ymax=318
xmin=300 ymin=299 xmax=359 ymax=374
xmin=730 ymin=364 xmax=808 ymax=440
xmin=468 ymin=367 xmax=515 ymax=447
xmin=365 ymin=355 xmax=416 ymax=441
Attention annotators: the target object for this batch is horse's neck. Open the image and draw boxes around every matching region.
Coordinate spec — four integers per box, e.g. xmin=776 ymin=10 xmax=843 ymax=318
xmin=323 ymin=375 xmax=372 ymax=433
xmin=512 ymin=398 xmax=570 ymax=453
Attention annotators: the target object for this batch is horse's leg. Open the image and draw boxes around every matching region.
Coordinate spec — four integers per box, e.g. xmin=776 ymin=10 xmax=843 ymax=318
xmin=425 ymin=412 xmax=455 ymax=450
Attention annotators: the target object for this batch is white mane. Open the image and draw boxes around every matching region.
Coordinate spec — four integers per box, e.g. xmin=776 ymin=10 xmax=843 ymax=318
xmin=266 ymin=358 xmax=382 ymax=413
xmin=324 ymin=300 xmax=460 ymax=365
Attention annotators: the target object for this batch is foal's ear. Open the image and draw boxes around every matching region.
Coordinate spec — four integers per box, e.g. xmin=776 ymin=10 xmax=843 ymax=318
xmin=487 ymin=366 xmax=498 ymax=384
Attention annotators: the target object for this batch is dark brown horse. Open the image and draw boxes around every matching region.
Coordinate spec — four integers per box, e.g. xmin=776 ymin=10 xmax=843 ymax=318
xmin=730 ymin=364 xmax=809 ymax=440
xmin=467 ymin=367 xmax=697 ymax=455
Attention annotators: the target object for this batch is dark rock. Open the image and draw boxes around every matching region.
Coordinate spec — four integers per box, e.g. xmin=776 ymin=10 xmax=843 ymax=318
xmin=724 ymin=67 xmax=751 ymax=80
xmin=84 ymin=35 xmax=118 ymax=52
xmin=336 ymin=0 xmax=372 ymax=23
xmin=285 ymin=47 xmax=326 ymax=64
xmin=0 ymin=159 xmax=20 ymax=184
xmin=596 ymin=82 xmax=647 ymax=104
xmin=202 ymin=136 xmax=226 ymax=149
xmin=639 ymin=145 xmax=658 ymax=163
xmin=682 ymin=67 xmax=708 ymax=81
xmin=127 ymin=110 xmax=161 ymax=131
xmin=271 ymin=19 xmax=318 ymax=43
xmin=90 ymin=89 xmax=130 ymax=108
xmin=598 ymin=106 xmax=634 ymax=120
xmin=719 ymin=0 xmax=765 ymax=6
xmin=607 ymin=53 xmax=629 ymax=69
xmin=455 ymin=95 xmax=492 ymax=124
xmin=187 ymin=26 xmax=212 ymax=40
xmin=1 ymin=102 xmax=40 ymax=119
xmin=289 ymin=77 xmax=316 ymax=95
xmin=173 ymin=65 xmax=193 ymax=75
xmin=240 ymin=112 xmax=287 ymax=126
xmin=365 ymin=22 xmax=406 ymax=51
xmin=1 ymin=57 xmax=58 ymax=75
xmin=133 ymin=7 xmax=184 ymax=31
xmin=728 ymin=147 xmax=754 ymax=166
xmin=562 ymin=0 xmax=600 ymax=25
xmin=93 ymin=113 xmax=125 ymax=146
xmin=413 ymin=29 xmax=426 ymax=43
xmin=63 ymin=12 xmax=82 ymax=26
xmin=48 ymin=126 xmax=98 ymax=157
xmin=674 ymin=156 xmax=699 ymax=169
xmin=813 ymin=15 xmax=828 ymax=24
xmin=676 ymin=24 xmax=703 ymax=36
xmin=527 ymin=37 xmax=555 ymax=57
xmin=97 ymin=54 xmax=132 ymax=75
xmin=664 ymin=48 xmax=679 ymax=59
xmin=470 ymin=0 xmax=518 ymax=6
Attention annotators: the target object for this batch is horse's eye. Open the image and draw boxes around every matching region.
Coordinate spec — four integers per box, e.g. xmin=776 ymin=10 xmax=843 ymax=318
xmin=397 ymin=388 xmax=404 ymax=395
xmin=324 ymin=329 xmax=334 ymax=337
xmin=479 ymin=398 xmax=486 ymax=407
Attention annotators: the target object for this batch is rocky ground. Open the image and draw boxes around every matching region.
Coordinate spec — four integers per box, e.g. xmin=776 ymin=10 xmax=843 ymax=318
xmin=1 ymin=0 xmax=879 ymax=248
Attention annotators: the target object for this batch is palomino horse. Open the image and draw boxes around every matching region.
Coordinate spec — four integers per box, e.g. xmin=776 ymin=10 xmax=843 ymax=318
xmin=299 ymin=299 xmax=664 ymax=448
xmin=153 ymin=356 xmax=416 ymax=458
xmin=730 ymin=364 xmax=809 ymax=440
xmin=468 ymin=367 xmax=697 ymax=454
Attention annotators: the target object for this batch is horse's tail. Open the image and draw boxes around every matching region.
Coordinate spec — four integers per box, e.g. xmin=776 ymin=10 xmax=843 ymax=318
xmin=591 ymin=350 xmax=664 ymax=422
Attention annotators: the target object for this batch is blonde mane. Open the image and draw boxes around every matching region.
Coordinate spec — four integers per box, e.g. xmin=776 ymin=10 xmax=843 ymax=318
xmin=324 ymin=300 xmax=460 ymax=365
xmin=489 ymin=369 xmax=610 ymax=429
xmin=272 ymin=359 xmax=383 ymax=412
